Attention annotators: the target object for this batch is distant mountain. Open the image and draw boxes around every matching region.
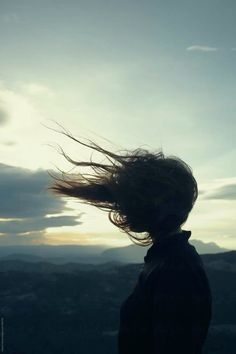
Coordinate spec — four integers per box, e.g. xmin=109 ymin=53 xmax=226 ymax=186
xmin=0 ymin=244 xmax=110 ymax=264
xmin=0 ymin=259 xmax=123 ymax=273
xmin=0 ymin=244 xmax=109 ymax=257
xmin=0 ymin=253 xmax=45 ymax=262
xmin=190 ymin=239 xmax=229 ymax=254
xmin=201 ymin=250 xmax=236 ymax=272
xmin=0 ymin=240 xmax=229 ymax=264
xmin=0 ymin=239 xmax=231 ymax=265
xmin=0 ymin=252 xmax=105 ymax=265
xmin=0 ymin=250 xmax=235 ymax=274
xmin=101 ymin=239 xmax=230 ymax=263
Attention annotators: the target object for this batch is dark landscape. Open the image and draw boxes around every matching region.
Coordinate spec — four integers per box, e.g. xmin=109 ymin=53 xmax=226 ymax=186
xmin=0 ymin=244 xmax=235 ymax=354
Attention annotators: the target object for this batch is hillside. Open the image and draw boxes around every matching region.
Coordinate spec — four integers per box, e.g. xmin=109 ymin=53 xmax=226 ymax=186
xmin=0 ymin=250 xmax=235 ymax=353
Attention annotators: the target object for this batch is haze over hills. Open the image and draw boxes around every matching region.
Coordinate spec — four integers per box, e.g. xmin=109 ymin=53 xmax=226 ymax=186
xmin=0 ymin=250 xmax=235 ymax=273
xmin=0 ymin=238 xmax=231 ymax=264
xmin=0 ymin=244 xmax=109 ymax=264
xmin=0 ymin=244 xmax=109 ymax=257
xmin=101 ymin=239 xmax=229 ymax=263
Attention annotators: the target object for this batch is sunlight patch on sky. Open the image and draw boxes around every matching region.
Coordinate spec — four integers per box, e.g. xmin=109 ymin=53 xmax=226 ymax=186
xmin=43 ymin=231 xmax=129 ymax=247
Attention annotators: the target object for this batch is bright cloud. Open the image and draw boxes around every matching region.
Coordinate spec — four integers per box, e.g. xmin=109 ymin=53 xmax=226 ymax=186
xmin=0 ymin=84 xmax=59 ymax=169
xmin=20 ymin=83 xmax=55 ymax=98
xmin=186 ymin=45 xmax=219 ymax=52
xmin=0 ymin=85 xmax=37 ymax=128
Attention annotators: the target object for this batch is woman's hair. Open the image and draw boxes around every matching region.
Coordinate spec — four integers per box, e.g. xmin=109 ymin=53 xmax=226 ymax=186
xmin=47 ymin=125 xmax=198 ymax=246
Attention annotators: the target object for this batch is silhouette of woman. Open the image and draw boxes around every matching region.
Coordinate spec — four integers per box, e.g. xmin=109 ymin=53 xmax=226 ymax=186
xmin=47 ymin=124 xmax=212 ymax=354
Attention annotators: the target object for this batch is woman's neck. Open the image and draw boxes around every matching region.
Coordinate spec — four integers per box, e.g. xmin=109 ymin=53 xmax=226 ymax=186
xmin=169 ymin=227 xmax=182 ymax=235
xmin=151 ymin=227 xmax=182 ymax=243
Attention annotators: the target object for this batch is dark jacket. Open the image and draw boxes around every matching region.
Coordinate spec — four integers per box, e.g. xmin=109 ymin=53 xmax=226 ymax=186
xmin=118 ymin=230 xmax=212 ymax=354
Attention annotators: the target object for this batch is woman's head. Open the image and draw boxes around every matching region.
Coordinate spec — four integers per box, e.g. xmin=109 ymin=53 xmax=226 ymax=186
xmin=47 ymin=125 xmax=198 ymax=246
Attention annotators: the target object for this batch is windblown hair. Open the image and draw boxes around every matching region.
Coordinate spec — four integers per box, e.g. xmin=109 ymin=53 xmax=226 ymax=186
xmin=47 ymin=125 xmax=198 ymax=246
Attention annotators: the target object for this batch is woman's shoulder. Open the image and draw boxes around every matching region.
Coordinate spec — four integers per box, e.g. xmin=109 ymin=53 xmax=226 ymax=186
xmin=140 ymin=243 xmax=210 ymax=298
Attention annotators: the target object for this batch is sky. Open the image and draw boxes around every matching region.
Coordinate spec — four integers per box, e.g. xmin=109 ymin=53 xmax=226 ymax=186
xmin=0 ymin=0 xmax=235 ymax=249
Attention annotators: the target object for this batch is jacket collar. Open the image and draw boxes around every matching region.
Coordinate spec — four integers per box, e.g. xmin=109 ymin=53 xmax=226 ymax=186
xmin=144 ymin=230 xmax=192 ymax=263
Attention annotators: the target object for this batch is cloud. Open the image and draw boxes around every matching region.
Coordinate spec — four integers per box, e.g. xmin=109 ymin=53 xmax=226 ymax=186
xmin=1 ymin=141 xmax=16 ymax=146
xmin=203 ymin=184 xmax=236 ymax=200
xmin=0 ymin=84 xmax=48 ymax=167
xmin=198 ymin=190 xmax=205 ymax=195
xmin=0 ymin=215 xmax=79 ymax=234
xmin=0 ymin=107 xmax=9 ymax=125
xmin=186 ymin=45 xmax=219 ymax=52
xmin=0 ymin=164 xmax=82 ymax=240
xmin=0 ymin=163 xmax=64 ymax=219
xmin=232 ymin=48 xmax=236 ymax=51
xmin=0 ymin=231 xmax=46 ymax=246
xmin=0 ymin=85 xmax=37 ymax=128
xmin=20 ymin=83 xmax=55 ymax=98
xmin=0 ymin=92 xmax=10 ymax=125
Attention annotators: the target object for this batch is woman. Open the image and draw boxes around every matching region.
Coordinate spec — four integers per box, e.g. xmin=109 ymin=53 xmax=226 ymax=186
xmin=48 ymin=125 xmax=212 ymax=354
